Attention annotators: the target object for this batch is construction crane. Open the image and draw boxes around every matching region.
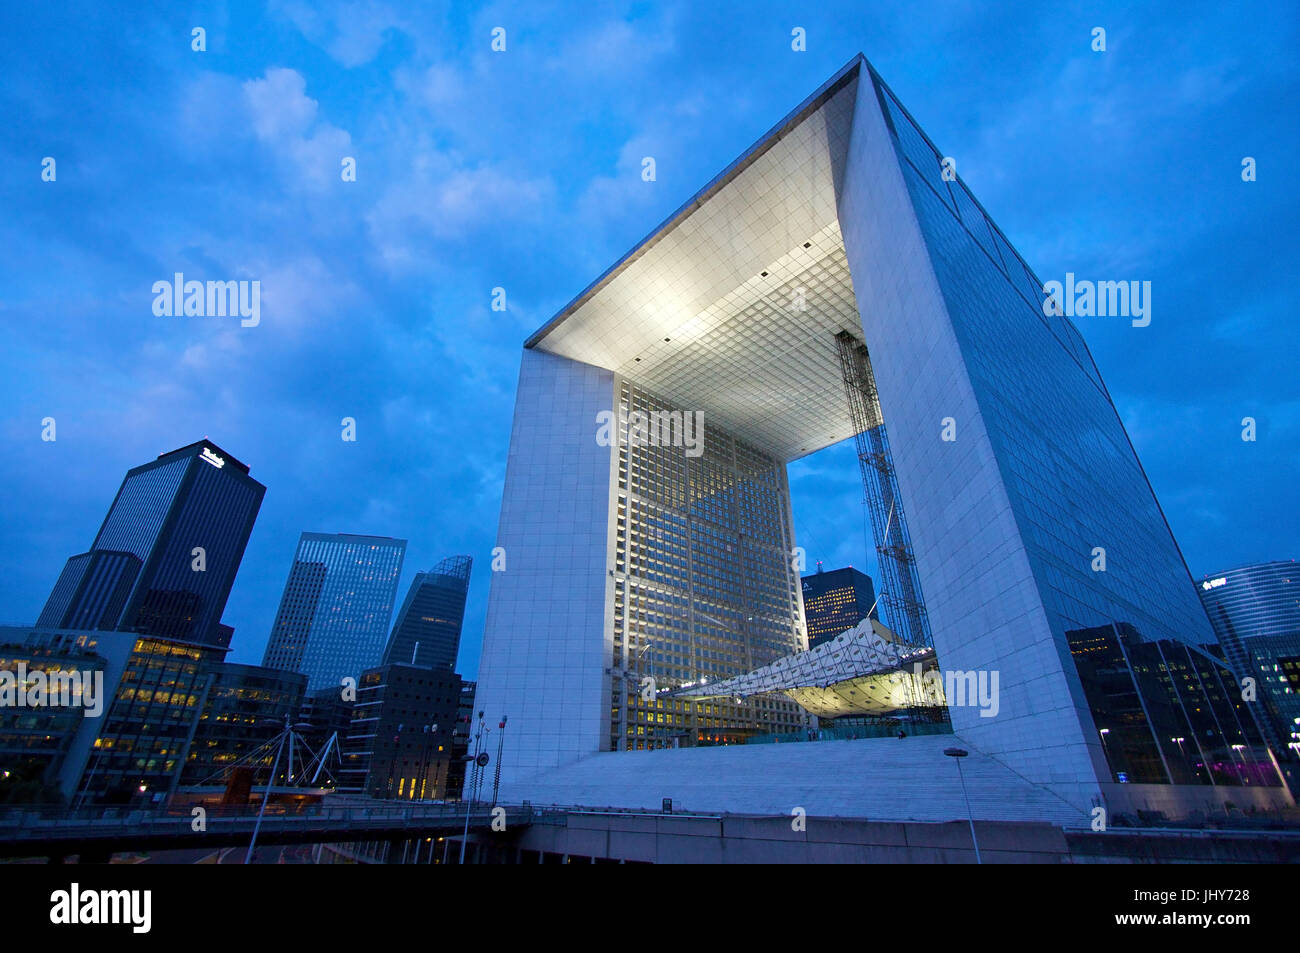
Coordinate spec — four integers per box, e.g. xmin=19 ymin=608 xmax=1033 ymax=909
xmin=834 ymin=330 xmax=933 ymax=650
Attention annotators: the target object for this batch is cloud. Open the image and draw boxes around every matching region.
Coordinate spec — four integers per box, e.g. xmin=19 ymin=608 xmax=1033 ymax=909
xmin=256 ymin=253 xmax=363 ymax=331
xmin=271 ymin=0 xmax=412 ymax=67
xmin=397 ymin=62 xmax=468 ymax=109
xmin=365 ymin=149 xmax=551 ymax=270
xmin=545 ymin=14 xmax=678 ymax=79
xmin=242 ymin=68 xmax=354 ymax=191
xmin=244 ymin=68 xmax=320 ymax=138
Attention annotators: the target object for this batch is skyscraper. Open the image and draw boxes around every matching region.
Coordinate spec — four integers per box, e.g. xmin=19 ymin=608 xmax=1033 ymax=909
xmin=340 ymin=663 xmax=460 ymax=800
xmin=38 ymin=439 xmax=264 ymax=649
xmin=1197 ymin=560 xmax=1300 ymax=789
xmin=382 ymin=555 xmax=472 ymax=671
xmin=470 ymin=54 xmax=1288 ymax=818
xmin=22 ymin=440 xmax=274 ymax=803
xmin=801 ymin=565 xmax=878 ymax=650
xmin=262 ymin=532 xmax=406 ymax=692
xmin=1197 ymin=561 xmax=1300 ymax=672
xmin=181 ymin=662 xmax=307 ymax=789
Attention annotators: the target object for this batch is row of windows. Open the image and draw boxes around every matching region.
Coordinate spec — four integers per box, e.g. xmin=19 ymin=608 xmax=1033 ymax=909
xmin=610 ymin=382 xmax=806 ymax=748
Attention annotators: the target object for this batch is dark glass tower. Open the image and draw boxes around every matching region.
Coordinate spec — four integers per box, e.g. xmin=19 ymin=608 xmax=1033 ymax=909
xmin=1197 ymin=560 xmax=1300 ymax=791
xmin=801 ymin=565 xmax=879 ymax=650
xmin=262 ymin=532 xmax=407 ymax=692
xmin=382 ymin=555 xmax=472 ymax=671
xmin=38 ymin=550 xmax=141 ymax=631
xmin=37 ymin=440 xmax=265 ymax=649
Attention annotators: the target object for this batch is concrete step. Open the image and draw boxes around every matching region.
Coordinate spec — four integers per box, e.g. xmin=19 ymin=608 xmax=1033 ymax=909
xmin=503 ymin=734 xmax=1089 ymax=827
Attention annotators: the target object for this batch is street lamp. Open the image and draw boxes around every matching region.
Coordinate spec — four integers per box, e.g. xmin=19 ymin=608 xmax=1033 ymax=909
xmin=1097 ymin=727 xmax=1113 ymax=772
xmin=1230 ymin=744 xmax=1248 ymax=784
xmin=944 ymin=747 xmax=981 ymax=864
xmin=459 ymin=712 xmax=488 ymax=864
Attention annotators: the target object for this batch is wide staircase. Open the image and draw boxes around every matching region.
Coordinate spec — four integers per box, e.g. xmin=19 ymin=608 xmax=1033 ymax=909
xmin=507 ymin=733 xmax=1089 ymax=827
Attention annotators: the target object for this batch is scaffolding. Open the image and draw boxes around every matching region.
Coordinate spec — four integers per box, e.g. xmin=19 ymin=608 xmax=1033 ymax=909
xmin=834 ymin=330 xmax=933 ymax=650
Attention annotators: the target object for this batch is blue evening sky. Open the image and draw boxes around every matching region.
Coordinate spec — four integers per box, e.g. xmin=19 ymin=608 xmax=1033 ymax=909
xmin=1 ymin=1 xmax=1296 ymax=677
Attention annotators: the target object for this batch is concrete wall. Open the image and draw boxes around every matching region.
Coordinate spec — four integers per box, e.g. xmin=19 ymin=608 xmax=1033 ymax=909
xmin=471 ymin=812 xmax=1069 ymax=864
xmin=472 ymin=349 xmax=618 ymax=783
xmin=836 ymin=67 xmax=1103 ymax=811
xmin=458 ymin=810 xmax=1300 ymax=864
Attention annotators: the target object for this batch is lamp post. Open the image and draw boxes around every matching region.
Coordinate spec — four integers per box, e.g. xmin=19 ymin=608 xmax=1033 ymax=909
xmin=944 ymin=747 xmax=981 ymax=864
xmin=1231 ymin=743 xmax=1248 ymax=784
xmin=1171 ymin=736 xmax=1187 ymax=777
xmin=459 ymin=711 xmax=487 ymax=864
xmin=1097 ymin=727 xmax=1116 ymax=778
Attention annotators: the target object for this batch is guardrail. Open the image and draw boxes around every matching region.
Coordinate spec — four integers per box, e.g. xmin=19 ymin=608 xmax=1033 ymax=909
xmin=0 ymin=801 xmax=530 ymax=843
xmin=1063 ymin=822 xmax=1300 ymax=838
